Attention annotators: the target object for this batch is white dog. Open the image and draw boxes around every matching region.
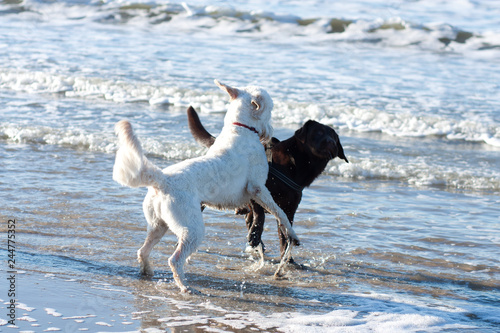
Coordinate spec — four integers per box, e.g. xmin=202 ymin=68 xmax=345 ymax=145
xmin=113 ymin=80 xmax=299 ymax=292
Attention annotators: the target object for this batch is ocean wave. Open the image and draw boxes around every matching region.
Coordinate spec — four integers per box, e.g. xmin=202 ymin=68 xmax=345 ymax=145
xmin=3 ymin=0 xmax=499 ymax=53
xmin=2 ymin=68 xmax=499 ymax=148
xmin=1 ymin=121 xmax=499 ymax=192
xmin=0 ymin=69 xmax=225 ymax=112
xmin=327 ymin=156 xmax=500 ymax=192
xmin=272 ymin=102 xmax=500 ymax=148
xmin=0 ymin=122 xmax=206 ymax=159
xmin=0 ymin=123 xmax=117 ymax=153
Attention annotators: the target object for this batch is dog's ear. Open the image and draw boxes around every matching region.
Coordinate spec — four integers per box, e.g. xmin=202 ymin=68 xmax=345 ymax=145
xmin=252 ymin=100 xmax=260 ymax=111
xmin=337 ymin=139 xmax=349 ymax=163
xmin=329 ymin=127 xmax=349 ymax=163
xmin=250 ymin=95 xmax=265 ymax=119
xmin=214 ymin=79 xmax=239 ymax=100
xmin=294 ymin=120 xmax=313 ymax=143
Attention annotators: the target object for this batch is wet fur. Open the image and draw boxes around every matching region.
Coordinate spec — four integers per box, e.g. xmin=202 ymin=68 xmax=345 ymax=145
xmin=113 ymin=80 xmax=299 ymax=292
xmin=188 ymin=106 xmax=348 ymax=260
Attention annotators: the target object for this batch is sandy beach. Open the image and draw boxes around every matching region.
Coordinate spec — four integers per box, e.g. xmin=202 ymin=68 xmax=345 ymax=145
xmin=3 ymin=262 xmax=493 ymax=332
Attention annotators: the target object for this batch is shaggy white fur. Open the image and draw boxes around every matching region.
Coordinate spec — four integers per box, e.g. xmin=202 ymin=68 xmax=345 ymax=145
xmin=113 ymin=80 xmax=299 ymax=292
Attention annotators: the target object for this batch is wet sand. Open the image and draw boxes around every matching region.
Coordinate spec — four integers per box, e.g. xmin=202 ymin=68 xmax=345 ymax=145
xmin=1 ymin=271 xmax=143 ymax=332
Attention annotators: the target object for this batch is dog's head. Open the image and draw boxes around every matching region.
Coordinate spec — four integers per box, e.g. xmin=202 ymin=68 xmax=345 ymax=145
xmin=295 ymin=120 xmax=348 ymax=162
xmin=215 ymin=80 xmax=273 ymax=143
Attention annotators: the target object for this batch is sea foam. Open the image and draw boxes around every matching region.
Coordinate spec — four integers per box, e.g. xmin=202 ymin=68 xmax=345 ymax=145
xmin=2 ymin=69 xmax=498 ymax=148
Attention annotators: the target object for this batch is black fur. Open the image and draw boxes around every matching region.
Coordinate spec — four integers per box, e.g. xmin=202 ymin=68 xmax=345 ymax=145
xmin=187 ymin=106 xmax=348 ymax=260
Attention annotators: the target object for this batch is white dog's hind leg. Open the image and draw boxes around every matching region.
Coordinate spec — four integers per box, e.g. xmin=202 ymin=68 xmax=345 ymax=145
xmin=138 ymin=221 xmax=168 ymax=276
xmin=168 ymin=230 xmax=203 ymax=293
xmin=138 ymin=191 xmax=168 ymax=276
xmin=168 ymin=241 xmax=189 ymax=293
xmin=166 ymin=201 xmax=205 ymax=293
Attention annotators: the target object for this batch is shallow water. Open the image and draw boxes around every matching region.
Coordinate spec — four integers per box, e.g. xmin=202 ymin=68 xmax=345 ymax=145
xmin=1 ymin=0 xmax=500 ymax=331
xmin=2 ymin=132 xmax=499 ymax=331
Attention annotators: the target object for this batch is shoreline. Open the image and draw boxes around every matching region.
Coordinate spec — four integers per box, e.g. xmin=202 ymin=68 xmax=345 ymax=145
xmin=1 ymin=270 xmax=143 ymax=333
xmin=1 ymin=265 xmax=490 ymax=333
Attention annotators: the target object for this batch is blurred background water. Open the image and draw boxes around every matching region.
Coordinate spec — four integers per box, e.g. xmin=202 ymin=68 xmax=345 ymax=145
xmin=1 ymin=0 xmax=499 ymax=331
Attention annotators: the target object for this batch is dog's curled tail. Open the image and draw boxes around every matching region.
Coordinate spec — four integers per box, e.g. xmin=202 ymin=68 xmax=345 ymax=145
xmin=113 ymin=120 xmax=164 ymax=189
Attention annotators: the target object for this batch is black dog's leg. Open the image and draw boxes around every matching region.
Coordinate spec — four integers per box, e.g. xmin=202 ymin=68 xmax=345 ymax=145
xmin=247 ymin=200 xmax=266 ymax=250
xmin=278 ymin=209 xmax=297 ymax=262
xmin=245 ymin=207 xmax=254 ymax=231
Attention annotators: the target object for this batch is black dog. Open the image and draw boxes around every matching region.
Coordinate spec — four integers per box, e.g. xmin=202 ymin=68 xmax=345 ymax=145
xmin=187 ymin=106 xmax=348 ymax=260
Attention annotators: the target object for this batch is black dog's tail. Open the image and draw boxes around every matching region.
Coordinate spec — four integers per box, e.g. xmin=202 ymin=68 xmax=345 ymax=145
xmin=187 ymin=106 xmax=216 ymax=148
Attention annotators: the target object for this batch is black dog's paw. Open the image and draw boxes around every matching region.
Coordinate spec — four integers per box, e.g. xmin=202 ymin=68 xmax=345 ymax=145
xmin=245 ymin=241 xmax=266 ymax=255
xmin=287 ymin=258 xmax=308 ymax=270
xmin=248 ymin=238 xmax=266 ymax=250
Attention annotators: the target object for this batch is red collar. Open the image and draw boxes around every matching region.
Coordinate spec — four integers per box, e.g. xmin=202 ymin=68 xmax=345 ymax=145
xmin=233 ymin=122 xmax=259 ymax=135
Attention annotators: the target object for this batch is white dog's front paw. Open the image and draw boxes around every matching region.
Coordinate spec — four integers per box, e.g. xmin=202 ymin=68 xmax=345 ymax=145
xmin=139 ymin=262 xmax=154 ymax=276
xmin=141 ymin=268 xmax=154 ymax=277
